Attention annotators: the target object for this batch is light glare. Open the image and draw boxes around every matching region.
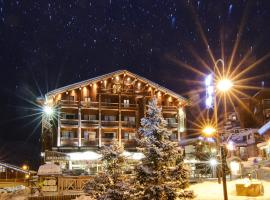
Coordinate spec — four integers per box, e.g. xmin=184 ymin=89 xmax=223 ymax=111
xmin=217 ymin=79 xmax=233 ymax=92
xmin=43 ymin=105 xmax=54 ymax=115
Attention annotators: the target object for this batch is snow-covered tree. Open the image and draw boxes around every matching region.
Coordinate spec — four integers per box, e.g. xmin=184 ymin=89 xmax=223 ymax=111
xmin=84 ymin=140 xmax=131 ymax=200
xmin=135 ymin=98 xmax=194 ymax=200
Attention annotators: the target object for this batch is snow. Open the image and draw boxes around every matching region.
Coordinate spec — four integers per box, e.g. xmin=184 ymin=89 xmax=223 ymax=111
xmin=190 ymin=180 xmax=270 ymax=200
xmin=0 ymin=186 xmax=30 ymax=200
xmin=37 ymin=163 xmax=62 ymax=175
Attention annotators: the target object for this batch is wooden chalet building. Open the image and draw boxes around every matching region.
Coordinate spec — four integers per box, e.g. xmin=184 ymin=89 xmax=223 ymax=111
xmin=39 ymin=70 xmax=187 ymax=173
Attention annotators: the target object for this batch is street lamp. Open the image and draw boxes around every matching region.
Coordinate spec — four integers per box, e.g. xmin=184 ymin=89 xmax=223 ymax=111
xmin=204 ymin=59 xmax=234 ymax=200
xmin=43 ymin=105 xmax=54 ymax=116
xmin=217 ymin=79 xmax=233 ymax=92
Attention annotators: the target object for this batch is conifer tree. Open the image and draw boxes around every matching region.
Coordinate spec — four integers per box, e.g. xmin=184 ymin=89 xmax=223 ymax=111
xmin=84 ymin=140 xmax=131 ymax=200
xmin=135 ymin=98 xmax=194 ymax=200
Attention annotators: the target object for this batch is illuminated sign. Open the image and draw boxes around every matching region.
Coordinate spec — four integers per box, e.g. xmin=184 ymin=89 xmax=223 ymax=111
xmin=205 ymin=74 xmax=214 ymax=109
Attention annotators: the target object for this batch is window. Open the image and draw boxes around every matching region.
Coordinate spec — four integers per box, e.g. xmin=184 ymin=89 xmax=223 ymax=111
xmin=84 ymin=97 xmax=91 ymax=102
xmin=63 ymin=113 xmax=76 ymax=119
xmin=62 ymin=131 xmax=75 ymax=138
xmin=104 ymin=115 xmax=116 ymax=121
xmin=68 ymin=96 xmax=75 ymax=101
xmin=123 ymin=99 xmax=130 ymax=107
xmin=124 ymin=116 xmax=135 ymax=122
xmin=166 ymin=118 xmax=176 ymax=124
xmin=123 ymin=132 xmax=135 ymax=140
xmin=84 ymin=132 xmax=89 ymax=140
xmin=84 ymin=115 xmax=96 ymax=120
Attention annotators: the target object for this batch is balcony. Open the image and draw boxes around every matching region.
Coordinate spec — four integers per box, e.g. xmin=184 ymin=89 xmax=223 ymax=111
xmin=61 ymin=119 xmax=78 ymax=127
xmin=81 ymin=138 xmax=99 ymax=147
xmin=101 ymin=120 xmax=119 ymax=127
xmin=121 ymin=121 xmax=136 ymax=128
xmin=101 ymin=138 xmax=116 ymax=146
xmin=167 ymin=123 xmax=178 ymax=128
xmin=60 ymin=138 xmax=78 ymax=147
xmin=121 ymin=103 xmax=137 ymax=110
xmin=59 ymin=100 xmax=79 ymax=107
xmin=100 ymin=102 xmax=119 ymax=109
xmin=81 ymin=120 xmax=99 ymax=127
xmin=162 ymin=106 xmax=178 ymax=112
xmin=81 ymin=101 xmax=99 ymax=109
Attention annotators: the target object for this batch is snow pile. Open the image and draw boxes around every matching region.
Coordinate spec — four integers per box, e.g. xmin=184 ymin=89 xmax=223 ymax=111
xmin=0 ymin=186 xmax=30 ymax=200
xmin=37 ymin=162 xmax=62 ymax=175
xmin=190 ymin=180 xmax=270 ymax=200
xmin=74 ymin=195 xmax=95 ymax=200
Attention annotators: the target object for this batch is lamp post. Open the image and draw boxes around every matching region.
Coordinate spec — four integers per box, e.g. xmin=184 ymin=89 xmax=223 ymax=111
xmin=205 ymin=59 xmax=233 ymax=200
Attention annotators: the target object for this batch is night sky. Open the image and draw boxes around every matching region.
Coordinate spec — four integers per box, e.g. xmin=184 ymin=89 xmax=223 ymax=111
xmin=0 ymin=0 xmax=270 ymax=168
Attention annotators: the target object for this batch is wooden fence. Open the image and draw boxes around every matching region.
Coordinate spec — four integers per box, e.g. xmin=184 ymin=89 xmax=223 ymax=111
xmin=58 ymin=176 xmax=92 ymax=192
xmin=29 ymin=194 xmax=80 ymax=200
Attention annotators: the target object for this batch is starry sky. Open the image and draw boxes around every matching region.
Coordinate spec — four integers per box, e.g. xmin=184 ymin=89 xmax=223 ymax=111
xmin=0 ymin=0 xmax=270 ymax=167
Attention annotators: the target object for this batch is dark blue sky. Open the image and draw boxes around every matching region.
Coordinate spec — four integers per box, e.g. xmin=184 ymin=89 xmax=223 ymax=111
xmin=0 ymin=0 xmax=270 ymax=166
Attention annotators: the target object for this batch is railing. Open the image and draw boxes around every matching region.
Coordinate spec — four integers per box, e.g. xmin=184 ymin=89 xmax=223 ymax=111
xmin=167 ymin=123 xmax=178 ymax=128
xmin=101 ymin=120 xmax=119 ymax=126
xmin=81 ymin=101 xmax=99 ymax=108
xmin=101 ymin=138 xmax=116 ymax=145
xmin=121 ymin=121 xmax=136 ymax=128
xmin=100 ymin=102 xmax=119 ymax=109
xmin=81 ymin=138 xmax=99 ymax=146
xmin=162 ymin=106 xmax=178 ymax=111
xmin=81 ymin=120 xmax=99 ymax=126
xmin=121 ymin=103 xmax=137 ymax=109
xmin=61 ymin=119 xmax=78 ymax=126
xmin=59 ymin=100 xmax=79 ymax=107
xmin=60 ymin=138 xmax=79 ymax=147
xmin=58 ymin=176 xmax=92 ymax=192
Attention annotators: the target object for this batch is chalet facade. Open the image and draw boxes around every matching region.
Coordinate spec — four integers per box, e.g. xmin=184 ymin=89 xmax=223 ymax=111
xmin=39 ymin=70 xmax=187 ymax=172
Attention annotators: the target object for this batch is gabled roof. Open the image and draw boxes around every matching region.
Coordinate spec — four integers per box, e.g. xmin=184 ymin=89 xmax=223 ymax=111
xmin=46 ymin=69 xmax=187 ymax=102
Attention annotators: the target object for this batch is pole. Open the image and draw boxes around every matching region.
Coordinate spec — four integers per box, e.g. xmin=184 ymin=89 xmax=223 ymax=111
xmin=214 ymin=59 xmax=228 ymax=200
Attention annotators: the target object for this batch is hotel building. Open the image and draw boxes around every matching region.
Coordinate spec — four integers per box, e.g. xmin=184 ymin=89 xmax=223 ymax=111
xmin=39 ymin=70 xmax=187 ymax=173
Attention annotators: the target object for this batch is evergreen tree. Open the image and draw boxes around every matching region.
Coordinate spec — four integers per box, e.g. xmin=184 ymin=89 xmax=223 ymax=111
xmin=84 ymin=140 xmax=131 ymax=200
xmin=135 ymin=98 xmax=194 ymax=200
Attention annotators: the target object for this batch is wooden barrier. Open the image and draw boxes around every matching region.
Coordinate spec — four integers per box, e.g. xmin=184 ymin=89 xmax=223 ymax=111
xmin=29 ymin=194 xmax=80 ymax=200
xmin=58 ymin=176 xmax=92 ymax=192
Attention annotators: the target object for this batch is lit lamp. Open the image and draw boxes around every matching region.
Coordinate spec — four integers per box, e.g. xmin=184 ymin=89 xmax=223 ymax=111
xmin=22 ymin=164 xmax=28 ymax=171
xmin=43 ymin=105 xmax=54 ymax=116
xmin=209 ymin=158 xmax=218 ymax=167
xmin=202 ymin=126 xmax=216 ymax=136
xmin=217 ymin=79 xmax=233 ymax=92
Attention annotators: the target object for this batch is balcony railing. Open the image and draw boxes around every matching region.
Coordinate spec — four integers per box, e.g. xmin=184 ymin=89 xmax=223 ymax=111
xmin=81 ymin=120 xmax=99 ymax=126
xmin=100 ymin=102 xmax=119 ymax=109
xmin=121 ymin=103 xmax=137 ymax=109
xmin=81 ymin=101 xmax=99 ymax=108
xmin=162 ymin=106 xmax=178 ymax=111
xmin=101 ymin=138 xmax=116 ymax=145
xmin=167 ymin=123 xmax=178 ymax=128
xmin=121 ymin=121 xmax=136 ymax=128
xmin=61 ymin=119 xmax=78 ymax=126
xmin=81 ymin=138 xmax=99 ymax=146
xmin=101 ymin=120 xmax=119 ymax=126
xmin=60 ymin=138 xmax=78 ymax=147
xmin=60 ymin=100 xmax=79 ymax=107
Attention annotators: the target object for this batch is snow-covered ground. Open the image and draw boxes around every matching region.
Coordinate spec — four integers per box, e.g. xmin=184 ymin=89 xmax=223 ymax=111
xmin=0 ymin=185 xmax=30 ymax=200
xmin=190 ymin=180 xmax=270 ymax=200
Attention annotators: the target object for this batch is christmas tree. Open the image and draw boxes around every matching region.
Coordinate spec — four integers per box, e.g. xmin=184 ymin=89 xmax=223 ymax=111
xmin=135 ymin=98 xmax=194 ymax=200
xmin=84 ymin=140 xmax=131 ymax=200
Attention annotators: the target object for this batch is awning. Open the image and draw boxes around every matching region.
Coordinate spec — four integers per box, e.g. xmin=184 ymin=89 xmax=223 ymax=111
xmin=258 ymin=121 xmax=270 ymax=135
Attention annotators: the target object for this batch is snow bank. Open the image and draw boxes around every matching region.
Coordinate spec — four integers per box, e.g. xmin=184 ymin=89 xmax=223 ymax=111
xmin=37 ymin=163 xmax=62 ymax=175
xmin=190 ymin=180 xmax=270 ymax=200
xmin=74 ymin=195 xmax=95 ymax=200
xmin=0 ymin=186 xmax=30 ymax=200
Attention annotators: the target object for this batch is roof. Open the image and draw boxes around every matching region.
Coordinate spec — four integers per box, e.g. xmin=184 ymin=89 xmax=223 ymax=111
xmin=45 ymin=69 xmax=187 ymax=102
xmin=38 ymin=163 xmax=62 ymax=176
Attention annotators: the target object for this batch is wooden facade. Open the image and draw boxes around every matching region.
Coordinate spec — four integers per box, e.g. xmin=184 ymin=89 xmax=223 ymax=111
xmin=40 ymin=70 xmax=187 ymax=165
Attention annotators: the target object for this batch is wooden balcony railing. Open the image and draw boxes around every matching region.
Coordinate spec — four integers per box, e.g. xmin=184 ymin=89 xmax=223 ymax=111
xmin=101 ymin=120 xmax=119 ymax=126
xmin=59 ymin=100 xmax=79 ymax=107
xmin=121 ymin=121 xmax=136 ymax=128
xmin=81 ymin=120 xmax=99 ymax=126
xmin=81 ymin=101 xmax=99 ymax=108
xmin=60 ymin=138 xmax=78 ymax=147
xmin=162 ymin=106 xmax=178 ymax=111
xmin=61 ymin=119 xmax=79 ymax=126
xmin=81 ymin=138 xmax=99 ymax=146
xmin=167 ymin=123 xmax=178 ymax=128
xmin=121 ymin=103 xmax=137 ymax=109
xmin=100 ymin=102 xmax=119 ymax=109
xmin=101 ymin=138 xmax=116 ymax=145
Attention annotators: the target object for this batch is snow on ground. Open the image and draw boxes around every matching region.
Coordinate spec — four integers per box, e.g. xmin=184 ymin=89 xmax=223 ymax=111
xmin=190 ymin=180 xmax=270 ymax=200
xmin=0 ymin=186 xmax=30 ymax=200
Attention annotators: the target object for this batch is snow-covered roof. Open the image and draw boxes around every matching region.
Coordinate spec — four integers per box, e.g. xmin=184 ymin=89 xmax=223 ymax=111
xmin=45 ymin=69 xmax=187 ymax=102
xmin=37 ymin=163 xmax=62 ymax=176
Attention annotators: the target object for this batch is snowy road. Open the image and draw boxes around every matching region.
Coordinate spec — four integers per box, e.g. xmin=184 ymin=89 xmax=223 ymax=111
xmin=190 ymin=180 xmax=270 ymax=200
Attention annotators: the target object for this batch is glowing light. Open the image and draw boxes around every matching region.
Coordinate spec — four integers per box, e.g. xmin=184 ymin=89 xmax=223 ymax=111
xmin=22 ymin=165 xmax=28 ymax=171
xmin=68 ymin=151 xmax=101 ymax=161
xmin=25 ymin=174 xmax=30 ymax=179
xmin=202 ymin=126 xmax=216 ymax=136
xmin=123 ymin=151 xmax=144 ymax=160
xmin=230 ymin=161 xmax=240 ymax=175
xmin=209 ymin=158 xmax=218 ymax=167
xmin=226 ymin=141 xmax=235 ymax=151
xmin=217 ymin=79 xmax=233 ymax=92
xmin=43 ymin=105 xmax=54 ymax=116
xmin=205 ymin=74 xmax=214 ymax=108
